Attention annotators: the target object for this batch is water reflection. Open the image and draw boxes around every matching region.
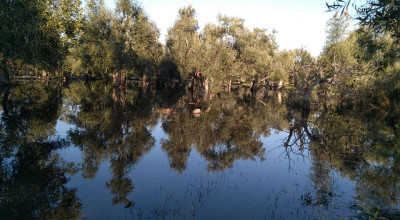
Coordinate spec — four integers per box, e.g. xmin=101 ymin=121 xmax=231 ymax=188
xmin=65 ymin=81 xmax=160 ymax=205
xmin=282 ymin=101 xmax=400 ymax=218
xmin=0 ymin=81 xmax=399 ymax=219
xmin=0 ymin=83 xmax=80 ymax=219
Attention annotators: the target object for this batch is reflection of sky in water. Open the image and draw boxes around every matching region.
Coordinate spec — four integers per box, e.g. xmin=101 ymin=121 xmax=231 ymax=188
xmin=57 ymin=119 xmax=357 ymax=219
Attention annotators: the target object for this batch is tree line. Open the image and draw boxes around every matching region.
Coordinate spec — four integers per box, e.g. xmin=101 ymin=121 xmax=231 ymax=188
xmin=1 ymin=0 xmax=399 ymax=109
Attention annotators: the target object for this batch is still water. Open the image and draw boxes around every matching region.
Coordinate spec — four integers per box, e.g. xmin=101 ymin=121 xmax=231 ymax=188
xmin=0 ymin=81 xmax=399 ymax=219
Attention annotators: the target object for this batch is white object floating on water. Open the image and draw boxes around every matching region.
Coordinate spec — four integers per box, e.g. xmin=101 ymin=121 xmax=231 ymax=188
xmin=192 ymin=108 xmax=201 ymax=117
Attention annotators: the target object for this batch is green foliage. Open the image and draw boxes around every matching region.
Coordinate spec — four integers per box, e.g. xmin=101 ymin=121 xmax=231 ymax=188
xmin=325 ymin=14 xmax=350 ymax=46
xmin=70 ymin=0 xmax=162 ymax=78
xmin=319 ymin=15 xmax=361 ymax=98
xmin=325 ymin=0 xmax=400 ymax=108
xmin=0 ymin=0 xmax=83 ymax=76
xmin=271 ymin=50 xmax=296 ymax=83
xmin=357 ymin=0 xmax=400 ymax=40
xmin=1 ymin=0 xmax=399 ymax=104
xmin=114 ymin=0 xmax=162 ymax=77
xmin=73 ymin=0 xmax=115 ymax=76
xmin=166 ymin=5 xmax=201 ymax=79
xmin=219 ymin=15 xmax=277 ymax=82
xmin=327 ymin=0 xmax=400 ymax=39
xmin=0 ymin=0 xmax=162 ymax=80
xmin=166 ymin=7 xmax=278 ymax=89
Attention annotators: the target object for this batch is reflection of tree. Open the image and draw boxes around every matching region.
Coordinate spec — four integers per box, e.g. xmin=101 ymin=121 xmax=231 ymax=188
xmin=65 ymin=81 xmax=157 ymax=205
xmin=2 ymin=82 xmax=63 ymax=142
xmin=0 ymin=141 xmax=81 ymax=219
xmin=161 ymin=89 xmax=287 ymax=172
xmin=239 ymin=89 xmax=289 ymax=137
xmin=283 ymin=108 xmax=313 ymax=150
xmin=161 ymin=110 xmax=195 ymax=173
xmin=1 ymin=82 xmax=64 ymax=157
xmin=0 ymin=83 xmax=81 ymax=219
xmin=160 ymin=90 xmax=205 ymax=172
xmin=351 ymin=113 xmax=400 ymax=218
xmin=282 ymin=102 xmax=400 ymax=218
xmin=198 ymin=106 xmax=264 ymax=171
xmin=6 ymin=80 xmax=400 ymax=218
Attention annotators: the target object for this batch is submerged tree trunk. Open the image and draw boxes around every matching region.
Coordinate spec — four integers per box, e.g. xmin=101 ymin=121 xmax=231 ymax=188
xmin=278 ymin=80 xmax=283 ymax=90
xmin=58 ymin=62 xmax=64 ymax=79
xmin=113 ymin=71 xmax=126 ymax=87
xmin=277 ymin=91 xmax=282 ymax=104
xmin=112 ymin=72 xmax=119 ymax=86
xmin=283 ymin=107 xmax=312 ymax=149
xmin=142 ymin=74 xmax=148 ymax=87
xmin=2 ymin=89 xmax=10 ymax=117
xmin=42 ymin=70 xmax=48 ymax=78
xmin=203 ymin=77 xmax=209 ymax=95
xmin=84 ymin=80 xmax=92 ymax=91
xmin=302 ymin=89 xmax=312 ymax=110
xmin=112 ymin=86 xmax=125 ymax=104
xmin=250 ymin=79 xmax=259 ymax=92
xmin=1 ymin=62 xmax=10 ymax=84
xmin=250 ymin=78 xmax=260 ymax=98
xmin=190 ymin=74 xmax=210 ymax=105
xmin=12 ymin=61 xmax=22 ymax=76
xmin=84 ymin=70 xmax=92 ymax=83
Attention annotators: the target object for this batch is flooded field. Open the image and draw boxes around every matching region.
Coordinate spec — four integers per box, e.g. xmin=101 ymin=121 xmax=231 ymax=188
xmin=1 ymin=81 xmax=399 ymax=219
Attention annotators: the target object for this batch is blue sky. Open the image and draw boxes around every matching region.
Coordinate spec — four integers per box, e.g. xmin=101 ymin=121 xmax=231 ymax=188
xmin=105 ymin=0 xmax=336 ymax=56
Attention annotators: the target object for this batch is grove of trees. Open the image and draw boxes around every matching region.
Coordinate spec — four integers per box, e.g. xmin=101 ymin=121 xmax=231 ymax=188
xmin=1 ymin=0 xmax=399 ymax=112
xmin=1 ymin=1 xmax=400 ymax=218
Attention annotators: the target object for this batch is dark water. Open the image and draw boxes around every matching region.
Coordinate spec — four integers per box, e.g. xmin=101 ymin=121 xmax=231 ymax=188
xmin=1 ymin=81 xmax=399 ymax=219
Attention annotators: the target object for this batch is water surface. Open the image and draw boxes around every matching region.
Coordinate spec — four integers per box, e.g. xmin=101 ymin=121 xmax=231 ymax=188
xmin=1 ymin=81 xmax=399 ymax=219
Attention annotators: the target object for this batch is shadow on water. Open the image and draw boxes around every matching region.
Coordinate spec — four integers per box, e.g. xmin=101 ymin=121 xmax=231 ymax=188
xmin=1 ymin=80 xmax=400 ymax=219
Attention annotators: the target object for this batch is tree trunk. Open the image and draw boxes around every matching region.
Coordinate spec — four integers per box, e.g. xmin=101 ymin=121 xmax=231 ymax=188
xmin=302 ymin=89 xmax=312 ymax=109
xmin=251 ymin=79 xmax=259 ymax=92
xmin=265 ymin=80 xmax=270 ymax=89
xmin=35 ymin=68 xmax=39 ymax=78
xmin=203 ymin=77 xmax=209 ymax=94
xmin=228 ymin=79 xmax=232 ymax=93
xmin=112 ymin=86 xmax=125 ymax=104
xmin=277 ymin=91 xmax=282 ymax=104
xmin=42 ymin=70 xmax=48 ymax=78
xmin=278 ymin=80 xmax=283 ymax=90
xmin=120 ymin=71 xmax=126 ymax=87
xmin=59 ymin=62 xmax=64 ymax=79
xmin=250 ymin=78 xmax=260 ymax=98
xmin=112 ymin=72 xmax=120 ymax=86
xmin=1 ymin=62 xmax=10 ymax=84
xmin=143 ymin=74 xmax=148 ymax=87
xmin=13 ymin=62 xmax=21 ymax=76
xmin=2 ymin=89 xmax=10 ymax=117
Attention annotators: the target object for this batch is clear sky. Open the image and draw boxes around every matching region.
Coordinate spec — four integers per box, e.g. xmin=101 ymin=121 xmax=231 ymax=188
xmin=104 ymin=0 xmax=334 ymax=56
